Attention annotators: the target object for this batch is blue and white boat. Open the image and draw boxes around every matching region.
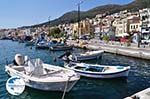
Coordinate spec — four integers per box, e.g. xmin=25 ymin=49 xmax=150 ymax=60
xmin=64 ymin=62 xmax=130 ymax=79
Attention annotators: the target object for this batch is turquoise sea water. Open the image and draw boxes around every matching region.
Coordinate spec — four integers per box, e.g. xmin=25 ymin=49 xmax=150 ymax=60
xmin=0 ymin=40 xmax=150 ymax=99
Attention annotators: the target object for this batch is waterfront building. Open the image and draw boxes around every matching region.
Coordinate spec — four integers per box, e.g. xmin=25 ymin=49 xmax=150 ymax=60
xmin=112 ymin=13 xmax=141 ymax=38
xmin=128 ymin=16 xmax=141 ymax=34
xmin=139 ymin=8 xmax=150 ymax=44
xmin=72 ymin=20 xmax=93 ymax=37
xmin=112 ymin=18 xmax=128 ymax=37
xmin=93 ymin=15 xmax=115 ymax=39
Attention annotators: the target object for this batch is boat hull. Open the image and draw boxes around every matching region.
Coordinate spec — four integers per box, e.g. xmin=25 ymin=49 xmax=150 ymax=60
xmin=25 ymin=80 xmax=77 ymax=92
xmin=50 ymin=46 xmax=72 ymax=51
xmin=74 ymin=69 xmax=129 ymax=78
xmin=35 ymin=45 xmax=49 ymax=49
xmin=5 ymin=66 xmax=79 ymax=92
xmin=25 ymin=42 xmax=35 ymax=46
xmin=64 ymin=63 xmax=130 ymax=79
xmin=71 ymin=50 xmax=104 ymax=61
xmin=75 ymin=54 xmax=102 ymax=61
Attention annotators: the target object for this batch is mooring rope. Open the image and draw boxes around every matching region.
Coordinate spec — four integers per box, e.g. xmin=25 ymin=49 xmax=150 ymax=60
xmin=61 ymin=75 xmax=74 ymax=99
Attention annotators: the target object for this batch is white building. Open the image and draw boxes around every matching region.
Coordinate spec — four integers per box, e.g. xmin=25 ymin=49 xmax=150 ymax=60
xmin=112 ymin=18 xmax=128 ymax=37
xmin=139 ymin=8 xmax=150 ymax=43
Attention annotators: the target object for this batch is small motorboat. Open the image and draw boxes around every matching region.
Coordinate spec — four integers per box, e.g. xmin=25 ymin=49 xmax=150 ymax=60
xmin=69 ymin=50 xmax=104 ymax=61
xmin=5 ymin=54 xmax=80 ymax=92
xmin=25 ymin=40 xmax=35 ymax=46
xmin=49 ymin=45 xmax=73 ymax=51
xmin=64 ymin=62 xmax=130 ymax=78
xmin=48 ymin=40 xmax=65 ymax=47
xmin=35 ymin=40 xmax=49 ymax=49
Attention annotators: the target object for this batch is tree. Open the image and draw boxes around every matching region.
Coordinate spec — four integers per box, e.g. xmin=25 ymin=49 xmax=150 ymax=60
xmin=103 ymin=35 xmax=109 ymax=43
xmin=48 ymin=27 xmax=62 ymax=38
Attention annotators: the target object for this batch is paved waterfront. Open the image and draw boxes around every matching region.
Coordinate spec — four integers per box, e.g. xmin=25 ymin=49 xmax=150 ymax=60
xmin=67 ymin=39 xmax=150 ymax=60
xmin=0 ymin=40 xmax=150 ymax=99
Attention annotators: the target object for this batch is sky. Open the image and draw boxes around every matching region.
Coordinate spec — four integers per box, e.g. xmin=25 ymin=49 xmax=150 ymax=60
xmin=0 ymin=0 xmax=133 ymax=28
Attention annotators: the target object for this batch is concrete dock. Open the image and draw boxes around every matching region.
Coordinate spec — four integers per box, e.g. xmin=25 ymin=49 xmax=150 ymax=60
xmin=124 ymin=88 xmax=150 ymax=99
xmin=67 ymin=39 xmax=150 ymax=60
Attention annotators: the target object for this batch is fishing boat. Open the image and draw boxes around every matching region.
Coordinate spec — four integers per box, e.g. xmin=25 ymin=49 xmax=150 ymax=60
xmin=35 ymin=40 xmax=49 ymax=49
xmin=25 ymin=40 xmax=35 ymax=46
xmin=35 ymin=33 xmax=50 ymax=49
xmin=5 ymin=54 xmax=80 ymax=92
xmin=69 ymin=50 xmax=104 ymax=61
xmin=48 ymin=40 xmax=65 ymax=47
xmin=64 ymin=62 xmax=130 ymax=78
xmin=49 ymin=45 xmax=73 ymax=51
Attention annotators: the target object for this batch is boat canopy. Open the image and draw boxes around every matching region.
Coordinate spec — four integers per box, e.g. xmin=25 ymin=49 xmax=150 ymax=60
xmin=25 ymin=59 xmax=44 ymax=76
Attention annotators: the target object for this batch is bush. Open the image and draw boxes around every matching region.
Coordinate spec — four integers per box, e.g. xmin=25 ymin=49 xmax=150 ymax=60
xmin=103 ymin=35 xmax=109 ymax=43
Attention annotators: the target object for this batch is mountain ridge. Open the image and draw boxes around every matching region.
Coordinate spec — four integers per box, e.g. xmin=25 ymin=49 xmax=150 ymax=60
xmin=21 ymin=0 xmax=150 ymax=29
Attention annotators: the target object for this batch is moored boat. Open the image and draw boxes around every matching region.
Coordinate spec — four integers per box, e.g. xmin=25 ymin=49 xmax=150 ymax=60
xmin=64 ymin=62 xmax=130 ymax=79
xmin=69 ymin=50 xmax=104 ymax=61
xmin=49 ymin=45 xmax=73 ymax=51
xmin=5 ymin=54 xmax=80 ymax=92
xmin=48 ymin=40 xmax=65 ymax=47
xmin=35 ymin=40 xmax=49 ymax=49
xmin=25 ymin=40 xmax=35 ymax=46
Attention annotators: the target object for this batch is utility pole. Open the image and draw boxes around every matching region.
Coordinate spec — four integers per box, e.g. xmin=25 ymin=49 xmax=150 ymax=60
xmin=76 ymin=0 xmax=85 ymax=39
xmin=48 ymin=16 xmax=51 ymax=37
xmin=77 ymin=3 xmax=80 ymax=39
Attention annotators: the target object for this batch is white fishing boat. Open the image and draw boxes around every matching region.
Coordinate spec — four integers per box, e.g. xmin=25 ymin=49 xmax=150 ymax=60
xmin=69 ymin=50 xmax=104 ymax=61
xmin=49 ymin=45 xmax=73 ymax=51
xmin=64 ymin=62 xmax=130 ymax=79
xmin=5 ymin=54 xmax=80 ymax=92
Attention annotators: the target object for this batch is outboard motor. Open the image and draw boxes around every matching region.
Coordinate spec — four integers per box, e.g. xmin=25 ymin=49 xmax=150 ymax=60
xmin=14 ymin=54 xmax=25 ymax=66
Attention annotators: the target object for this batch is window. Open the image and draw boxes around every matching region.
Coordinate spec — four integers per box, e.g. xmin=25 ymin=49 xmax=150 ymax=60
xmin=136 ymin=25 xmax=138 ymax=28
xmin=134 ymin=25 xmax=135 ymax=29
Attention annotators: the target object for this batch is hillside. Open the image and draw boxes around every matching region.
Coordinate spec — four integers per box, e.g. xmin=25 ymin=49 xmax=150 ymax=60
xmin=22 ymin=0 xmax=150 ymax=28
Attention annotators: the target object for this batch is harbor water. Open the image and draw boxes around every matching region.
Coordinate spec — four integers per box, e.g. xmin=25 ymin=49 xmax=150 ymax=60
xmin=0 ymin=40 xmax=150 ymax=99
